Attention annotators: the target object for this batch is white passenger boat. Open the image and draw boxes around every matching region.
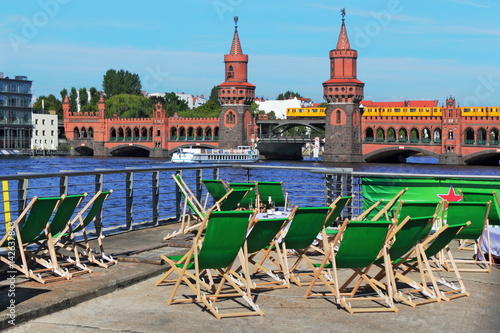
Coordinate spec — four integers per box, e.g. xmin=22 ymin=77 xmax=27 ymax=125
xmin=171 ymin=146 xmax=259 ymax=164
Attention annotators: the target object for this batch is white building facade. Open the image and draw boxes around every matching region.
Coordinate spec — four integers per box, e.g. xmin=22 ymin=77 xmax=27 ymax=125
xmin=32 ymin=112 xmax=58 ymax=149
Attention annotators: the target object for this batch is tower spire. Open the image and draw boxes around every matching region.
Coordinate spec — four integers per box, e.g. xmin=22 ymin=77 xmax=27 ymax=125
xmin=336 ymin=8 xmax=351 ymax=50
xmin=229 ymin=16 xmax=243 ymax=55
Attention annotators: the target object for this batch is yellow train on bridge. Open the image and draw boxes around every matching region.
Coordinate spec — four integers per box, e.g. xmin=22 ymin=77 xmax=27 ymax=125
xmin=286 ymin=106 xmax=500 ymax=118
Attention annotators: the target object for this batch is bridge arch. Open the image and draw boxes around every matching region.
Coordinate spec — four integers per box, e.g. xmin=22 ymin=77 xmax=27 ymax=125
xmin=108 ymin=144 xmax=152 ymax=157
xmin=464 ymin=127 xmax=474 ymax=144
xmin=365 ymin=127 xmax=374 ymax=142
xmin=141 ymin=127 xmax=148 ymax=140
xmin=170 ymin=127 xmax=177 ymax=140
xmin=364 ymin=146 xmax=440 ymax=163
xmin=490 ymin=128 xmax=499 ymax=144
xmin=267 ymin=122 xmax=325 ymax=137
xmin=110 ymin=127 xmax=117 ymax=140
xmin=463 ymin=149 xmax=500 ymax=165
xmin=196 ymin=127 xmax=203 ymax=140
xmin=398 ymin=127 xmax=408 ymax=142
xmin=205 ymin=127 xmax=213 ymax=140
xmin=118 ymin=127 xmax=124 ymax=140
xmin=409 ymin=127 xmax=419 ymax=142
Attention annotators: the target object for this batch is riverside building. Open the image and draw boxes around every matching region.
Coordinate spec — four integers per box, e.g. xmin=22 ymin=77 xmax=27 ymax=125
xmin=0 ymin=73 xmax=33 ymax=151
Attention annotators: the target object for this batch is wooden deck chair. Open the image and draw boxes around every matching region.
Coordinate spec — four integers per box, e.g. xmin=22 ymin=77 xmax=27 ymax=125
xmin=168 ymin=176 xmax=252 ymax=240
xmin=442 ymin=201 xmax=491 ymax=272
xmin=324 ymin=195 xmax=353 ymax=236
xmin=365 ymin=188 xmax=408 ymax=221
xmin=395 ymin=221 xmax=471 ymax=302
xmin=228 ymin=182 xmax=257 ymax=210
xmin=0 ymin=196 xmax=69 ymax=283
xmin=458 ymin=190 xmax=500 ymax=265
xmin=171 ymin=173 xmax=206 ymax=238
xmin=230 ymin=215 xmax=291 ymax=290
xmin=368 ymin=215 xmax=436 ymax=307
xmin=393 ymin=200 xmax=444 ymax=224
xmin=156 ymin=210 xmax=264 ymax=319
xmin=202 ymin=179 xmax=229 ymax=209
xmin=304 ymin=219 xmax=398 ymax=314
xmin=255 ymin=181 xmax=289 ymax=210
xmin=55 ymin=190 xmax=115 ymax=268
xmin=33 ymin=193 xmax=92 ymax=277
xmin=255 ymin=206 xmax=333 ymax=287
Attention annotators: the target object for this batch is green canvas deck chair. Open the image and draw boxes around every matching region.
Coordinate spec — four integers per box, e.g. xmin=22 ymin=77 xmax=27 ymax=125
xmin=34 ymin=193 xmax=92 ymax=277
xmin=231 ymin=215 xmax=291 ymax=290
xmin=364 ymin=188 xmax=408 ymax=221
xmin=55 ymin=190 xmax=116 ymax=268
xmin=0 ymin=196 xmax=68 ymax=283
xmin=304 ymin=219 xmax=398 ymax=314
xmin=459 ymin=190 xmax=500 ymax=265
xmin=168 ymin=175 xmax=252 ymax=240
xmin=202 ymin=179 xmax=230 ymax=209
xmin=170 ymin=173 xmax=207 ymax=239
xmin=256 ymin=206 xmax=333 ymax=287
xmin=394 ymin=200 xmax=444 ymax=223
xmin=156 ymin=210 xmax=264 ymax=319
xmin=443 ymin=201 xmax=491 ymax=272
xmin=255 ymin=181 xmax=289 ymax=210
xmin=396 ymin=221 xmax=471 ymax=302
xmin=228 ymin=182 xmax=257 ymax=209
xmin=368 ymin=215 xmax=436 ymax=307
xmin=324 ymin=195 xmax=353 ymax=235
xmin=202 ymin=179 xmax=253 ymax=211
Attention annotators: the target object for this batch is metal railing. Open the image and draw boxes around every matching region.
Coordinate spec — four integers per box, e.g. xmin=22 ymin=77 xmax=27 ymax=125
xmin=0 ymin=165 xmax=359 ymax=237
xmin=2 ymin=165 xmax=499 ymax=239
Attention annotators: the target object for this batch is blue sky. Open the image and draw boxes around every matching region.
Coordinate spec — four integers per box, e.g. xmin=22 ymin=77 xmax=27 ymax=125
xmin=1 ymin=0 xmax=499 ymax=106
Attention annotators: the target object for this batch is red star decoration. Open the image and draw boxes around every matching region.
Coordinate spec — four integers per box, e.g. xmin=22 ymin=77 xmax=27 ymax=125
xmin=437 ymin=186 xmax=463 ymax=202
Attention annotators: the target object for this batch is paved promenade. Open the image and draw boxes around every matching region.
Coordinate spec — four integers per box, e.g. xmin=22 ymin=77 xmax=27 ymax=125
xmin=1 ymin=222 xmax=499 ymax=333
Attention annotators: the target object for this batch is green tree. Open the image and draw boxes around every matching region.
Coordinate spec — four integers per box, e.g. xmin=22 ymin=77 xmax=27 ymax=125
xmin=209 ymin=86 xmax=220 ymax=106
xmin=79 ymin=87 xmax=88 ymax=106
xmin=179 ymin=100 xmax=221 ymax=118
xmin=102 ymin=69 xmax=142 ymax=97
xmin=318 ymin=102 xmax=328 ymax=107
xmin=105 ymin=94 xmax=153 ymax=118
xmin=69 ymin=87 xmax=78 ymax=112
xmin=89 ymin=87 xmax=100 ymax=105
xmin=277 ymin=91 xmax=302 ymax=100
xmin=60 ymin=88 xmax=68 ymax=101
xmin=163 ymin=92 xmax=189 ymax=117
xmin=33 ymin=94 xmax=63 ymax=117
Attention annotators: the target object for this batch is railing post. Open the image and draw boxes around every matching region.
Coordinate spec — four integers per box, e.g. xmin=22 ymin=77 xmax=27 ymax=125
xmin=175 ymin=170 xmax=182 ymax=220
xmin=95 ymin=173 xmax=104 ymax=237
xmin=59 ymin=175 xmax=69 ymax=196
xmin=152 ymin=170 xmax=160 ymax=226
xmin=325 ymin=174 xmax=334 ymax=205
xmin=125 ymin=172 xmax=134 ymax=230
xmin=195 ymin=169 xmax=202 ymax=204
xmin=212 ymin=167 xmax=220 ymax=180
xmin=17 ymin=179 xmax=28 ymax=215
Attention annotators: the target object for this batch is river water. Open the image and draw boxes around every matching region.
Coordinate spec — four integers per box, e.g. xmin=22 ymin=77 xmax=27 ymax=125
xmin=0 ymin=155 xmax=498 ymax=176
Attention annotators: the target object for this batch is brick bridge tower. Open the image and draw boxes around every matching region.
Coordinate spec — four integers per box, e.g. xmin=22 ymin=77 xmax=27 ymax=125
xmin=217 ymin=16 xmax=257 ymax=148
xmin=322 ymin=9 xmax=365 ymax=163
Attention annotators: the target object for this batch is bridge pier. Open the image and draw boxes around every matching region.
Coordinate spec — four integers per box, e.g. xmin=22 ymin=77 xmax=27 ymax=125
xmin=438 ymin=152 xmax=465 ymax=165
